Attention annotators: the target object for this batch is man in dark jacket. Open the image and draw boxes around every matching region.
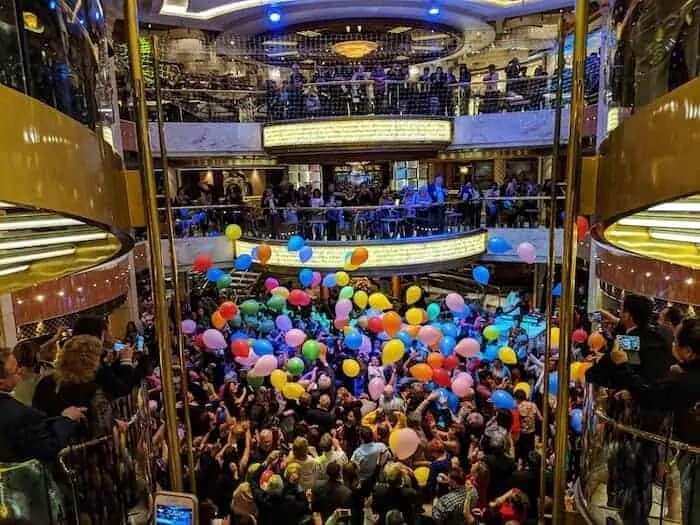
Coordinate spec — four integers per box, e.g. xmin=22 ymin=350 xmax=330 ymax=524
xmin=312 ymin=461 xmax=352 ymax=522
xmin=0 ymin=347 xmax=84 ymax=462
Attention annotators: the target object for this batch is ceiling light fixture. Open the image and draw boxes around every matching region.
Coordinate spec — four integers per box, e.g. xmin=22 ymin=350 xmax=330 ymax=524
xmin=0 ymin=231 xmax=107 ymax=250
xmin=0 ymin=265 xmax=29 ymax=277
xmin=428 ymin=6 xmax=440 ymax=15
xmin=0 ymin=217 xmax=83 ymax=230
xmin=268 ymin=9 xmax=281 ymax=23
xmin=332 ymin=40 xmax=379 ymax=59
xmin=0 ymin=246 xmax=76 ymax=267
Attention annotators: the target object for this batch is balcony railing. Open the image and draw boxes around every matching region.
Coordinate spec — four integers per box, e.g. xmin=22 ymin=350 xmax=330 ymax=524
xmin=134 ymin=75 xmax=581 ymax=123
xmin=160 ymin=195 xmax=565 ymax=241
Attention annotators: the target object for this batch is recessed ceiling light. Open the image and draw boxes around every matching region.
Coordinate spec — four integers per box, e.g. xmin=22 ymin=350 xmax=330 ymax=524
xmin=428 ymin=6 xmax=440 ymax=15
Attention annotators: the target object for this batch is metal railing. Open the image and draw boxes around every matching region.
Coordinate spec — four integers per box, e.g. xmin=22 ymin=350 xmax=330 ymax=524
xmin=160 ymin=195 xmax=565 ymax=241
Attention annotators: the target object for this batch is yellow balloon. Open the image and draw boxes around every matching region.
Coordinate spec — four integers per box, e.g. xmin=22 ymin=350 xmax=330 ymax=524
xmin=382 ymin=339 xmax=406 ymax=365
xmin=342 ymin=359 xmax=361 ymax=378
xmin=369 ymin=293 xmax=392 ymax=311
xmin=354 ymin=290 xmax=368 ymax=310
xmin=225 ymin=224 xmax=242 ymax=241
xmin=405 ymin=307 xmax=425 ymax=326
xmin=498 ymin=346 xmax=517 ymax=365
xmin=405 ymin=285 xmax=422 ymax=306
xmin=271 ymin=286 xmax=290 ymax=299
xmin=270 ymin=369 xmax=288 ymax=390
xmin=336 ymin=271 xmax=350 ymax=286
xmin=550 ymin=327 xmax=561 ymax=348
xmin=344 ymin=261 xmax=359 ymax=272
xmin=282 ymin=382 xmax=305 ymax=400
xmin=414 ymin=466 xmax=430 ymax=486
xmin=514 ymin=382 xmax=531 ymax=398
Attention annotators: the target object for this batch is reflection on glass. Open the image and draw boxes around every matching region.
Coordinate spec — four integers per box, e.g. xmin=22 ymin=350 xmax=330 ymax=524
xmin=0 ymin=0 xmax=24 ymax=92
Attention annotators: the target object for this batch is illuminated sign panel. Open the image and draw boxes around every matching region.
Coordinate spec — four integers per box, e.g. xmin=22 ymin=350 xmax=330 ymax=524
xmin=237 ymin=232 xmax=486 ymax=270
xmin=263 ymin=118 xmax=452 ymax=148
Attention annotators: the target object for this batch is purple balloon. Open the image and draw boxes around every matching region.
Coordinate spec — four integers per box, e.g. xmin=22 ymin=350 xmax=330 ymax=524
xmin=203 ymin=329 xmax=226 ymax=350
xmin=276 ymin=314 xmax=292 ymax=332
xmin=359 ymin=335 xmax=372 ymax=353
xmin=182 ymin=319 xmax=197 ymax=335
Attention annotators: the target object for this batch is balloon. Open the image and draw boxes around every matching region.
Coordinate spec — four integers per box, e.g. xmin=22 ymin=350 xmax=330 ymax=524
xmin=339 ymin=286 xmax=354 ymax=300
xmin=219 ymin=301 xmax=238 ymax=321
xmin=488 ymin=236 xmax=512 ymax=254
xmin=251 ymin=354 xmax=277 ymax=376
xmin=550 ymin=327 xmax=561 ymax=349
xmin=439 ymin=336 xmax=456 ymax=356
xmin=335 ymin=299 xmax=353 ymax=319
xmin=275 ymin=314 xmax=292 ymax=332
xmin=247 ymin=375 xmax=264 ymax=388
xmin=445 ymin=293 xmax=465 ymax=313
xmin=514 ymin=382 xmax=531 ymax=398
xmin=572 ymin=328 xmax=588 ymax=344
xmin=311 ymin=271 xmax=322 ymax=287
xmin=472 ymin=266 xmax=490 ymax=286
xmin=211 ymin=311 xmax=226 ymax=330
xmin=342 ymin=359 xmax=361 ymax=378
xmin=267 ymin=295 xmax=286 ymax=312
xmin=193 ymin=254 xmax=213 ymax=273
xmin=235 ymin=254 xmax=253 ymax=271
xmin=443 ymin=354 xmax=459 ymax=370
xmin=405 ymin=285 xmax=422 ymax=305
xmin=335 ymin=271 xmax=350 ymax=287
xmin=350 ymin=247 xmax=369 ymax=266
xmin=451 ymin=372 xmax=474 ymax=397
xmin=265 ymin=277 xmax=279 ymax=291
xmin=344 ymin=331 xmax=363 ymax=351
xmin=257 ymin=244 xmax=272 ymax=264
xmin=588 ymin=332 xmax=606 ymax=352
xmin=570 ymin=408 xmax=583 ymax=434
xmin=194 ymin=333 xmax=205 ymax=349
xmin=203 ymin=329 xmax=226 ymax=350
xmin=492 ymin=389 xmax=516 ymax=410
xmin=368 ymin=377 xmax=385 ymax=400
xmin=299 ymin=268 xmax=314 ymax=288
xmin=571 ymin=362 xmax=592 ymax=384
xmin=418 ymin=325 xmax=441 ymax=346
xmin=354 ymin=290 xmax=368 ymax=309
xmin=548 ymin=371 xmax=559 ymax=395
xmin=287 ymin=357 xmax=305 ymax=376
xmin=359 ymin=335 xmax=372 ymax=353
xmin=405 ymin=324 xmax=420 ymax=339
xmin=552 ymin=282 xmax=562 ymax=297
xmin=390 ymin=428 xmax=420 ymax=460
xmin=289 ymin=289 xmax=310 ymax=307
xmin=498 ymin=346 xmax=517 ymax=365
xmin=455 ymin=338 xmax=480 ymax=358
xmin=322 ymin=273 xmax=337 ymax=288
xmin=225 ymin=224 xmax=242 ymax=241
xmin=426 ymin=303 xmax=441 ymax=321
xmin=343 ymin=260 xmax=360 ymax=272
xmin=282 ymin=382 xmax=305 ymax=400
xmin=576 ymin=216 xmax=589 ymax=241
xmin=216 ymin=274 xmax=233 ymax=290
xmin=414 ymin=466 xmax=429 ymax=487
xmin=240 ymin=300 xmax=260 ymax=316
xmin=483 ymin=325 xmax=500 ymax=342
xmin=410 ymin=363 xmax=433 ymax=382
xmin=206 ymin=267 xmax=225 ymax=282
xmin=270 ymin=369 xmax=288 ymax=390
xmin=230 ymin=338 xmax=250 ymax=358
xmin=382 ymin=311 xmax=402 ymax=337
xmin=253 ymin=339 xmax=274 ymax=356
xmin=382 ymin=339 xmax=406 ymax=365
xmin=299 ymin=245 xmax=313 ymax=263
xmin=259 ymin=319 xmax=274 ymax=334
xmin=362 ymin=317 xmax=379 ymax=335
xmin=517 ymin=242 xmax=537 ymax=264
xmin=369 ymin=293 xmax=392 ymax=311
xmin=271 ymin=286 xmax=290 ymax=299
xmin=427 ymin=352 xmax=444 ymax=369
xmin=302 ymin=340 xmax=320 ymax=361
xmin=432 ymin=368 xmax=451 ymax=388
xmin=405 ymin=308 xmax=424 ymax=326
xmin=441 ymin=323 xmax=458 ymax=338
xmin=181 ymin=319 xmax=196 ymax=335
xmin=285 ymin=329 xmax=307 ymax=347
xmin=287 ymin=235 xmax=305 ymax=252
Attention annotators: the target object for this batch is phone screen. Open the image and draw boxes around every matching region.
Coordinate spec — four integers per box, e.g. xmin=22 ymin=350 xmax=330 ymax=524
xmin=136 ymin=335 xmax=144 ymax=351
xmin=616 ymin=335 xmax=641 ymax=365
xmin=155 ymin=503 xmax=194 ymax=525
xmin=113 ymin=341 xmax=125 ymax=352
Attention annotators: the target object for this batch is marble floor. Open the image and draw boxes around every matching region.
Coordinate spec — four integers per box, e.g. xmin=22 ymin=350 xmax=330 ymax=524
xmin=581 ymin=481 xmax=682 ymax=525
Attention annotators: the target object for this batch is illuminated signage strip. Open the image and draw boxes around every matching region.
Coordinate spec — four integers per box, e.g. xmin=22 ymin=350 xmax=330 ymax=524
xmin=237 ymin=233 xmax=486 ymax=270
xmin=263 ymin=118 xmax=452 ymax=148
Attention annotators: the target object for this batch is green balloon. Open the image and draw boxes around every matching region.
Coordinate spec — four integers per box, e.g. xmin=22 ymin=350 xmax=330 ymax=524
xmin=228 ymin=316 xmax=242 ymax=328
xmin=216 ymin=275 xmax=233 ymax=290
xmin=267 ymin=295 xmax=286 ymax=312
xmin=247 ymin=375 xmax=264 ymax=388
xmin=244 ymin=316 xmax=259 ymax=329
xmin=339 ymin=286 xmax=354 ymax=300
xmin=240 ymin=299 xmax=260 ymax=316
xmin=427 ymin=302 xmax=441 ymax=321
xmin=287 ymin=357 xmax=305 ymax=376
xmin=302 ymin=340 xmax=320 ymax=361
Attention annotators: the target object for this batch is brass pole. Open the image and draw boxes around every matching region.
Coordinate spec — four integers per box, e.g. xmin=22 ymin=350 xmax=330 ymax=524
xmin=552 ymin=0 xmax=588 ymax=520
xmin=539 ymin=13 xmax=566 ymax=524
xmin=152 ymin=36 xmax=197 ymax=493
xmin=123 ymin=0 xmax=184 ymax=492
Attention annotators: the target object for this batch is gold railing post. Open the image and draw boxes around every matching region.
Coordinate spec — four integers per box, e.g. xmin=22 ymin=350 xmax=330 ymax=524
xmin=552 ymin=0 xmax=589 ymax=520
xmin=152 ymin=36 xmax=197 ymax=493
xmin=539 ymin=13 xmax=566 ymax=525
xmin=123 ymin=0 xmax=184 ymax=491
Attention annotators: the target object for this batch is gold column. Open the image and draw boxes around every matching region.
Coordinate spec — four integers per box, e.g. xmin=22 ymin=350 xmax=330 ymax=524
xmin=539 ymin=14 xmax=566 ymax=525
xmin=152 ymin=36 xmax=196 ymax=492
xmin=123 ymin=0 xmax=184 ymax=491
xmin=391 ymin=276 xmax=401 ymax=300
xmin=552 ymin=2 xmax=588 ymax=521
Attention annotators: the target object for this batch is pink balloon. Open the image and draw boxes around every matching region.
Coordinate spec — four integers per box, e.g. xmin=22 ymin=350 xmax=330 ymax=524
xmin=202 ymin=329 xmax=226 ymax=350
xmin=368 ymin=377 xmax=385 ymax=401
xmin=517 ymin=242 xmax=537 ymax=264
xmin=455 ymin=338 xmax=480 ymax=358
xmin=252 ymin=355 xmax=277 ymax=376
xmin=311 ymin=271 xmax=322 ymax=288
xmin=285 ymin=328 xmax=307 ymax=347
xmin=418 ymin=325 xmax=441 ymax=346
xmin=265 ymin=277 xmax=279 ymax=291
xmin=451 ymin=372 xmax=474 ymax=397
xmin=391 ymin=428 xmax=420 ymax=460
xmin=445 ymin=293 xmax=465 ymax=313
xmin=181 ymin=319 xmax=196 ymax=335
xmin=235 ymin=350 xmax=258 ymax=368
xmin=335 ymin=299 xmax=353 ymax=319
xmin=359 ymin=335 xmax=372 ymax=353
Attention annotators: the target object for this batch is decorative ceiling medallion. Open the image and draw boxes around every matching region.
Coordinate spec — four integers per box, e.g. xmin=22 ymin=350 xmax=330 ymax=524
xmin=331 ymin=40 xmax=378 ymax=59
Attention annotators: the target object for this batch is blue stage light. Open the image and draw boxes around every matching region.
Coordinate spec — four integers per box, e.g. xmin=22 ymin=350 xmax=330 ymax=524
xmin=428 ymin=6 xmax=440 ymax=15
xmin=268 ymin=10 xmax=281 ymax=23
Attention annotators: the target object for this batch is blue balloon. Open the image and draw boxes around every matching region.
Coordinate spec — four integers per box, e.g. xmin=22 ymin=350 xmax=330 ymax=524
xmin=206 ymin=267 xmax=225 ymax=282
xmin=253 ymin=339 xmax=274 ymax=356
xmin=299 ymin=246 xmax=313 ymax=263
xmin=552 ymin=282 xmax=562 ymax=297
xmin=570 ymin=408 xmax=583 ymax=434
xmin=299 ymin=268 xmax=314 ymax=287
xmin=251 ymin=246 xmax=259 ymax=260
xmin=230 ymin=330 xmax=248 ymax=341
xmin=492 ymin=389 xmax=516 ymax=410
xmin=344 ymin=331 xmax=363 ymax=350
xmin=488 ymin=236 xmax=512 ymax=254
xmin=435 ymin=388 xmax=459 ymax=413
xmin=197 ymin=211 xmax=208 ymax=223
xmin=397 ymin=331 xmax=413 ymax=347
xmin=259 ymin=319 xmax=274 ymax=334
xmin=484 ymin=344 xmax=499 ymax=361
xmin=244 ymin=316 xmax=259 ymax=329
xmin=235 ymin=254 xmax=253 ymax=271
xmin=472 ymin=265 xmax=490 ymax=286
xmin=287 ymin=235 xmax=305 ymax=252
xmin=322 ymin=273 xmax=337 ymax=288
xmin=442 ymin=323 xmax=458 ymax=338
xmin=548 ymin=371 xmax=559 ymax=395
xmin=439 ymin=335 xmax=456 ymax=356
xmin=179 ymin=208 xmax=190 ymax=218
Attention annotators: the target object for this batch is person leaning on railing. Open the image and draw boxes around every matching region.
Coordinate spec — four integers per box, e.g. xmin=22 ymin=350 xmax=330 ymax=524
xmin=586 ymin=317 xmax=700 ymax=525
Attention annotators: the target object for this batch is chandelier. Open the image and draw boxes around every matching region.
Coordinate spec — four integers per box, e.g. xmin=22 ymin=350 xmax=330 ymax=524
xmin=332 ymin=40 xmax=378 ymax=59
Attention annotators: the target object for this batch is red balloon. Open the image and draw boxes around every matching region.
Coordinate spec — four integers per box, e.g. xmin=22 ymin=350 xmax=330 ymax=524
xmin=576 ymin=216 xmax=589 ymax=241
xmin=219 ymin=301 xmax=238 ymax=321
xmin=432 ymin=368 xmax=451 ymax=388
xmin=230 ymin=339 xmax=250 ymax=358
xmin=572 ymin=328 xmax=588 ymax=344
xmin=443 ymin=354 xmax=459 ymax=370
xmin=288 ymin=289 xmax=309 ymax=307
xmin=334 ymin=318 xmax=348 ymax=330
xmin=194 ymin=334 xmax=205 ymax=349
xmin=367 ymin=317 xmax=383 ymax=334
xmin=192 ymin=254 xmax=213 ymax=273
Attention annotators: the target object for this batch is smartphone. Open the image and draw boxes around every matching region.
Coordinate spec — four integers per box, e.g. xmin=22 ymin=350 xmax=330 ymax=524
xmin=113 ymin=341 xmax=126 ymax=352
xmin=616 ymin=334 xmax=641 ymax=365
xmin=136 ymin=335 xmax=144 ymax=351
xmin=154 ymin=491 xmax=198 ymax=525
xmin=335 ymin=509 xmax=352 ymax=518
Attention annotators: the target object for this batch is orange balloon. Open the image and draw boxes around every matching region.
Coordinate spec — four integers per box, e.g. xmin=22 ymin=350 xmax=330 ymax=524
xmin=405 ymin=324 xmax=420 ymax=338
xmin=410 ymin=363 xmax=433 ymax=382
xmin=318 ymin=342 xmax=328 ymax=357
xmin=382 ymin=311 xmax=402 ymax=337
xmin=571 ymin=361 xmax=592 ymax=383
xmin=426 ymin=352 xmax=444 ymax=369
xmin=588 ymin=332 xmax=606 ymax=352
xmin=257 ymin=244 xmax=272 ymax=264
xmin=211 ymin=311 xmax=226 ymax=330
xmin=350 ymin=247 xmax=369 ymax=266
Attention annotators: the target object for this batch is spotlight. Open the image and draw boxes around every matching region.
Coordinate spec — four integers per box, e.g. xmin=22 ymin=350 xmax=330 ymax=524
xmin=428 ymin=6 xmax=440 ymax=15
xmin=268 ymin=10 xmax=281 ymax=23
